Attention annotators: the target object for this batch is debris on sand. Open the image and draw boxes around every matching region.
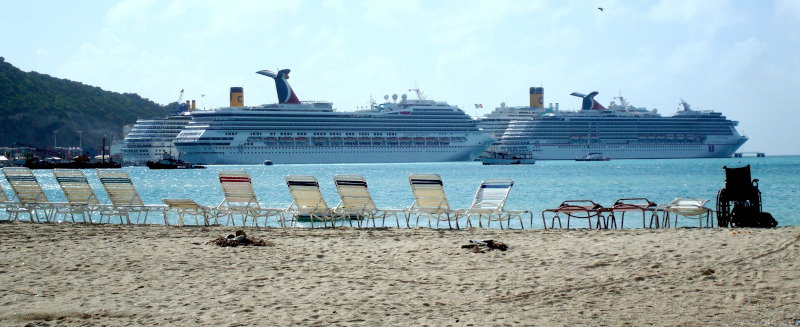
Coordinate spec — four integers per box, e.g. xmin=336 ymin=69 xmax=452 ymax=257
xmin=208 ymin=230 xmax=273 ymax=247
xmin=461 ymin=239 xmax=508 ymax=253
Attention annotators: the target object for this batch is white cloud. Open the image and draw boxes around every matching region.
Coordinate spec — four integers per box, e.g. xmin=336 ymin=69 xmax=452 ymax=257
xmin=106 ymin=0 xmax=156 ymax=26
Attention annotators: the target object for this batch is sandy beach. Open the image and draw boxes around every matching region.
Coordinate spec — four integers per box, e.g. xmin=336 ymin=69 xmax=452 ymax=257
xmin=1 ymin=222 xmax=799 ymax=326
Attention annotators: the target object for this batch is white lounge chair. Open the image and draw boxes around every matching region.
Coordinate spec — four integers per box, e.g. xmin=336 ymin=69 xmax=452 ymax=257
xmin=285 ymin=175 xmax=339 ymax=228
xmin=407 ymin=174 xmax=462 ymax=229
xmin=97 ymin=169 xmax=168 ymax=224
xmin=333 ymin=174 xmax=403 ymax=228
xmin=217 ymin=170 xmax=284 ymax=227
xmin=460 ymin=178 xmax=532 ymax=229
xmin=2 ymin=167 xmax=61 ymax=222
xmin=53 ymin=168 xmax=106 ymax=223
xmin=656 ymin=197 xmax=713 ymax=228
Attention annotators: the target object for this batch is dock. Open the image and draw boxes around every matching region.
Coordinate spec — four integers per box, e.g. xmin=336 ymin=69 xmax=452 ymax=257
xmin=734 ymin=152 xmax=766 ymax=158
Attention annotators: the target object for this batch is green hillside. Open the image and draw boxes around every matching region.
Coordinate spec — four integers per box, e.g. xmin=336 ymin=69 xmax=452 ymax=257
xmin=0 ymin=57 xmax=173 ymax=152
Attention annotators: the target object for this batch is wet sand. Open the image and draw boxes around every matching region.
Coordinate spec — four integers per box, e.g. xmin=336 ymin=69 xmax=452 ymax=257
xmin=1 ymin=222 xmax=799 ymax=326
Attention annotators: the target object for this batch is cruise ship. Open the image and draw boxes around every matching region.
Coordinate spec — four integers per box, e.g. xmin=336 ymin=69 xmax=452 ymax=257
xmin=173 ymin=69 xmax=494 ymax=164
xmin=483 ymin=89 xmax=748 ymax=160
xmin=120 ymin=110 xmax=193 ymax=164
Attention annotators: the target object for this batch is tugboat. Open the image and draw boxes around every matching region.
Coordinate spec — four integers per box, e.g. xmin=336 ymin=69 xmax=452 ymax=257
xmin=146 ymin=152 xmax=206 ymax=169
xmin=23 ymin=154 xmax=122 ymax=169
xmin=575 ymin=152 xmax=610 ymax=161
xmin=480 ymin=152 xmax=536 ymax=165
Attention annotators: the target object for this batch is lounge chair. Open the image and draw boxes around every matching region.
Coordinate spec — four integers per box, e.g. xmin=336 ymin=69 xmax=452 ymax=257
xmin=459 ymin=178 xmax=532 ymax=229
xmin=97 ymin=169 xmax=168 ymax=224
xmin=2 ymin=167 xmax=61 ymax=222
xmin=333 ymin=174 xmax=404 ymax=228
xmin=598 ymin=198 xmax=658 ymax=229
xmin=162 ymin=198 xmax=217 ymax=226
xmin=285 ymin=175 xmax=339 ymax=228
xmin=656 ymin=197 xmax=713 ymax=228
xmin=217 ymin=170 xmax=284 ymax=227
xmin=53 ymin=168 xmax=106 ymax=223
xmin=0 ymin=181 xmax=15 ymax=220
xmin=407 ymin=174 xmax=462 ymax=229
xmin=541 ymin=200 xmax=604 ymax=229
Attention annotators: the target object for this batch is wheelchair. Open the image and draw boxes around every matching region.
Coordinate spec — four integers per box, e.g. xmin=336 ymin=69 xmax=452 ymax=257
xmin=716 ymin=164 xmax=771 ymax=227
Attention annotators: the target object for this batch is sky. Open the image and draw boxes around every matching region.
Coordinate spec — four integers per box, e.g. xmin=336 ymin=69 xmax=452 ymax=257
xmin=1 ymin=0 xmax=799 ymax=155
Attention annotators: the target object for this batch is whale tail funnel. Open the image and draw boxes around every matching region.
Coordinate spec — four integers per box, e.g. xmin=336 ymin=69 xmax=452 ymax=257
xmin=570 ymin=91 xmax=605 ymax=110
xmin=257 ymin=69 xmax=301 ymax=104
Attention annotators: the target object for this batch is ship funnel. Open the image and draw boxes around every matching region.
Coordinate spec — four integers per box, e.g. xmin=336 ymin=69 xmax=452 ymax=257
xmin=256 ymin=69 xmax=301 ymax=104
xmin=191 ymin=100 xmax=196 ymax=111
xmin=230 ymin=87 xmax=244 ymax=107
xmin=529 ymin=87 xmax=544 ymax=108
xmin=570 ymin=91 xmax=605 ymax=110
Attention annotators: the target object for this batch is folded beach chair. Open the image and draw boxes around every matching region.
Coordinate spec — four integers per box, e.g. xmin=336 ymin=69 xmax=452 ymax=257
xmin=162 ymin=198 xmax=217 ymax=226
xmin=541 ymin=200 xmax=604 ymax=229
xmin=598 ymin=198 xmax=658 ymax=229
xmin=285 ymin=175 xmax=339 ymax=228
xmin=53 ymin=168 xmax=106 ymax=223
xmin=459 ymin=178 xmax=532 ymax=229
xmin=2 ymin=167 xmax=61 ymax=222
xmin=97 ymin=169 xmax=168 ymax=224
xmin=407 ymin=173 xmax=462 ymax=229
xmin=217 ymin=170 xmax=284 ymax=227
xmin=656 ymin=197 xmax=713 ymax=228
xmin=333 ymin=174 xmax=404 ymax=228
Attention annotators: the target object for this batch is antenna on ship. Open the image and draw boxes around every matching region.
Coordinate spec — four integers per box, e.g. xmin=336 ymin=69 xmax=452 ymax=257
xmin=409 ymin=85 xmax=426 ymax=99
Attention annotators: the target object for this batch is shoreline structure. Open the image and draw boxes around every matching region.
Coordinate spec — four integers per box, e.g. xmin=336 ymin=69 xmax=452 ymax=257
xmin=1 ymin=222 xmax=798 ymax=326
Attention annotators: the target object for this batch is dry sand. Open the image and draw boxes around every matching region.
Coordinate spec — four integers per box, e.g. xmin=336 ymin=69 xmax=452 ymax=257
xmin=1 ymin=221 xmax=799 ymax=326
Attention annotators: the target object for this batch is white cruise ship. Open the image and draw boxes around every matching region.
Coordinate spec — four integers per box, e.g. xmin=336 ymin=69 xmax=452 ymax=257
xmin=120 ymin=111 xmax=193 ymax=164
xmin=484 ymin=89 xmax=748 ymax=160
xmin=173 ymin=69 xmax=494 ymax=164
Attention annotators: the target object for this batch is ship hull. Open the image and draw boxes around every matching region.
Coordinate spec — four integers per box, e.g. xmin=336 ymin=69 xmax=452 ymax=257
xmin=519 ymin=141 xmax=745 ymax=160
xmin=178 ymin=144 xmax=488 ymax=165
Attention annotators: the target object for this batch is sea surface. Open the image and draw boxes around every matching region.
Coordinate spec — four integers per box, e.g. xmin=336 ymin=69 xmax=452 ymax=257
xmin=10 ymin=156 xmax=800 ymax=228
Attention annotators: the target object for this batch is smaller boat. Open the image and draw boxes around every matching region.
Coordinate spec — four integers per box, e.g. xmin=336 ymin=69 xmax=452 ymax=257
xmin=146 ymin=153 xmax=206 ymax=169
xmin=264 ymin=160 xmax=273 ymax=166
xmin=480 ymin=152 xmax=536 ymax=165
xmin=575 ymin=153 xmax=610 ymax=161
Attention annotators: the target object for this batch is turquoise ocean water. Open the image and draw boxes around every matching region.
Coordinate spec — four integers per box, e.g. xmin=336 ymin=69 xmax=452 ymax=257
xmin=11 ymin=156 xmax=800 ymax=228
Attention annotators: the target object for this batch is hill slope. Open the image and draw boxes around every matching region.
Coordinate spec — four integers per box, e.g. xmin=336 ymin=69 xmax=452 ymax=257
xmin=0 ymin=57 xmax=173 ymax=152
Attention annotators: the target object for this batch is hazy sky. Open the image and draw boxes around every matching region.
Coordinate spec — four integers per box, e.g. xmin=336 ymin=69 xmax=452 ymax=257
xmin=2 ymin=0 xmax=798 ymax=155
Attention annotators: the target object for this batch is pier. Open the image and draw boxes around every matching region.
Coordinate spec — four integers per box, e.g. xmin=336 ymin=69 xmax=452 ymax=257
xmin=734 ymin=152 xmax=766 ymax=157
